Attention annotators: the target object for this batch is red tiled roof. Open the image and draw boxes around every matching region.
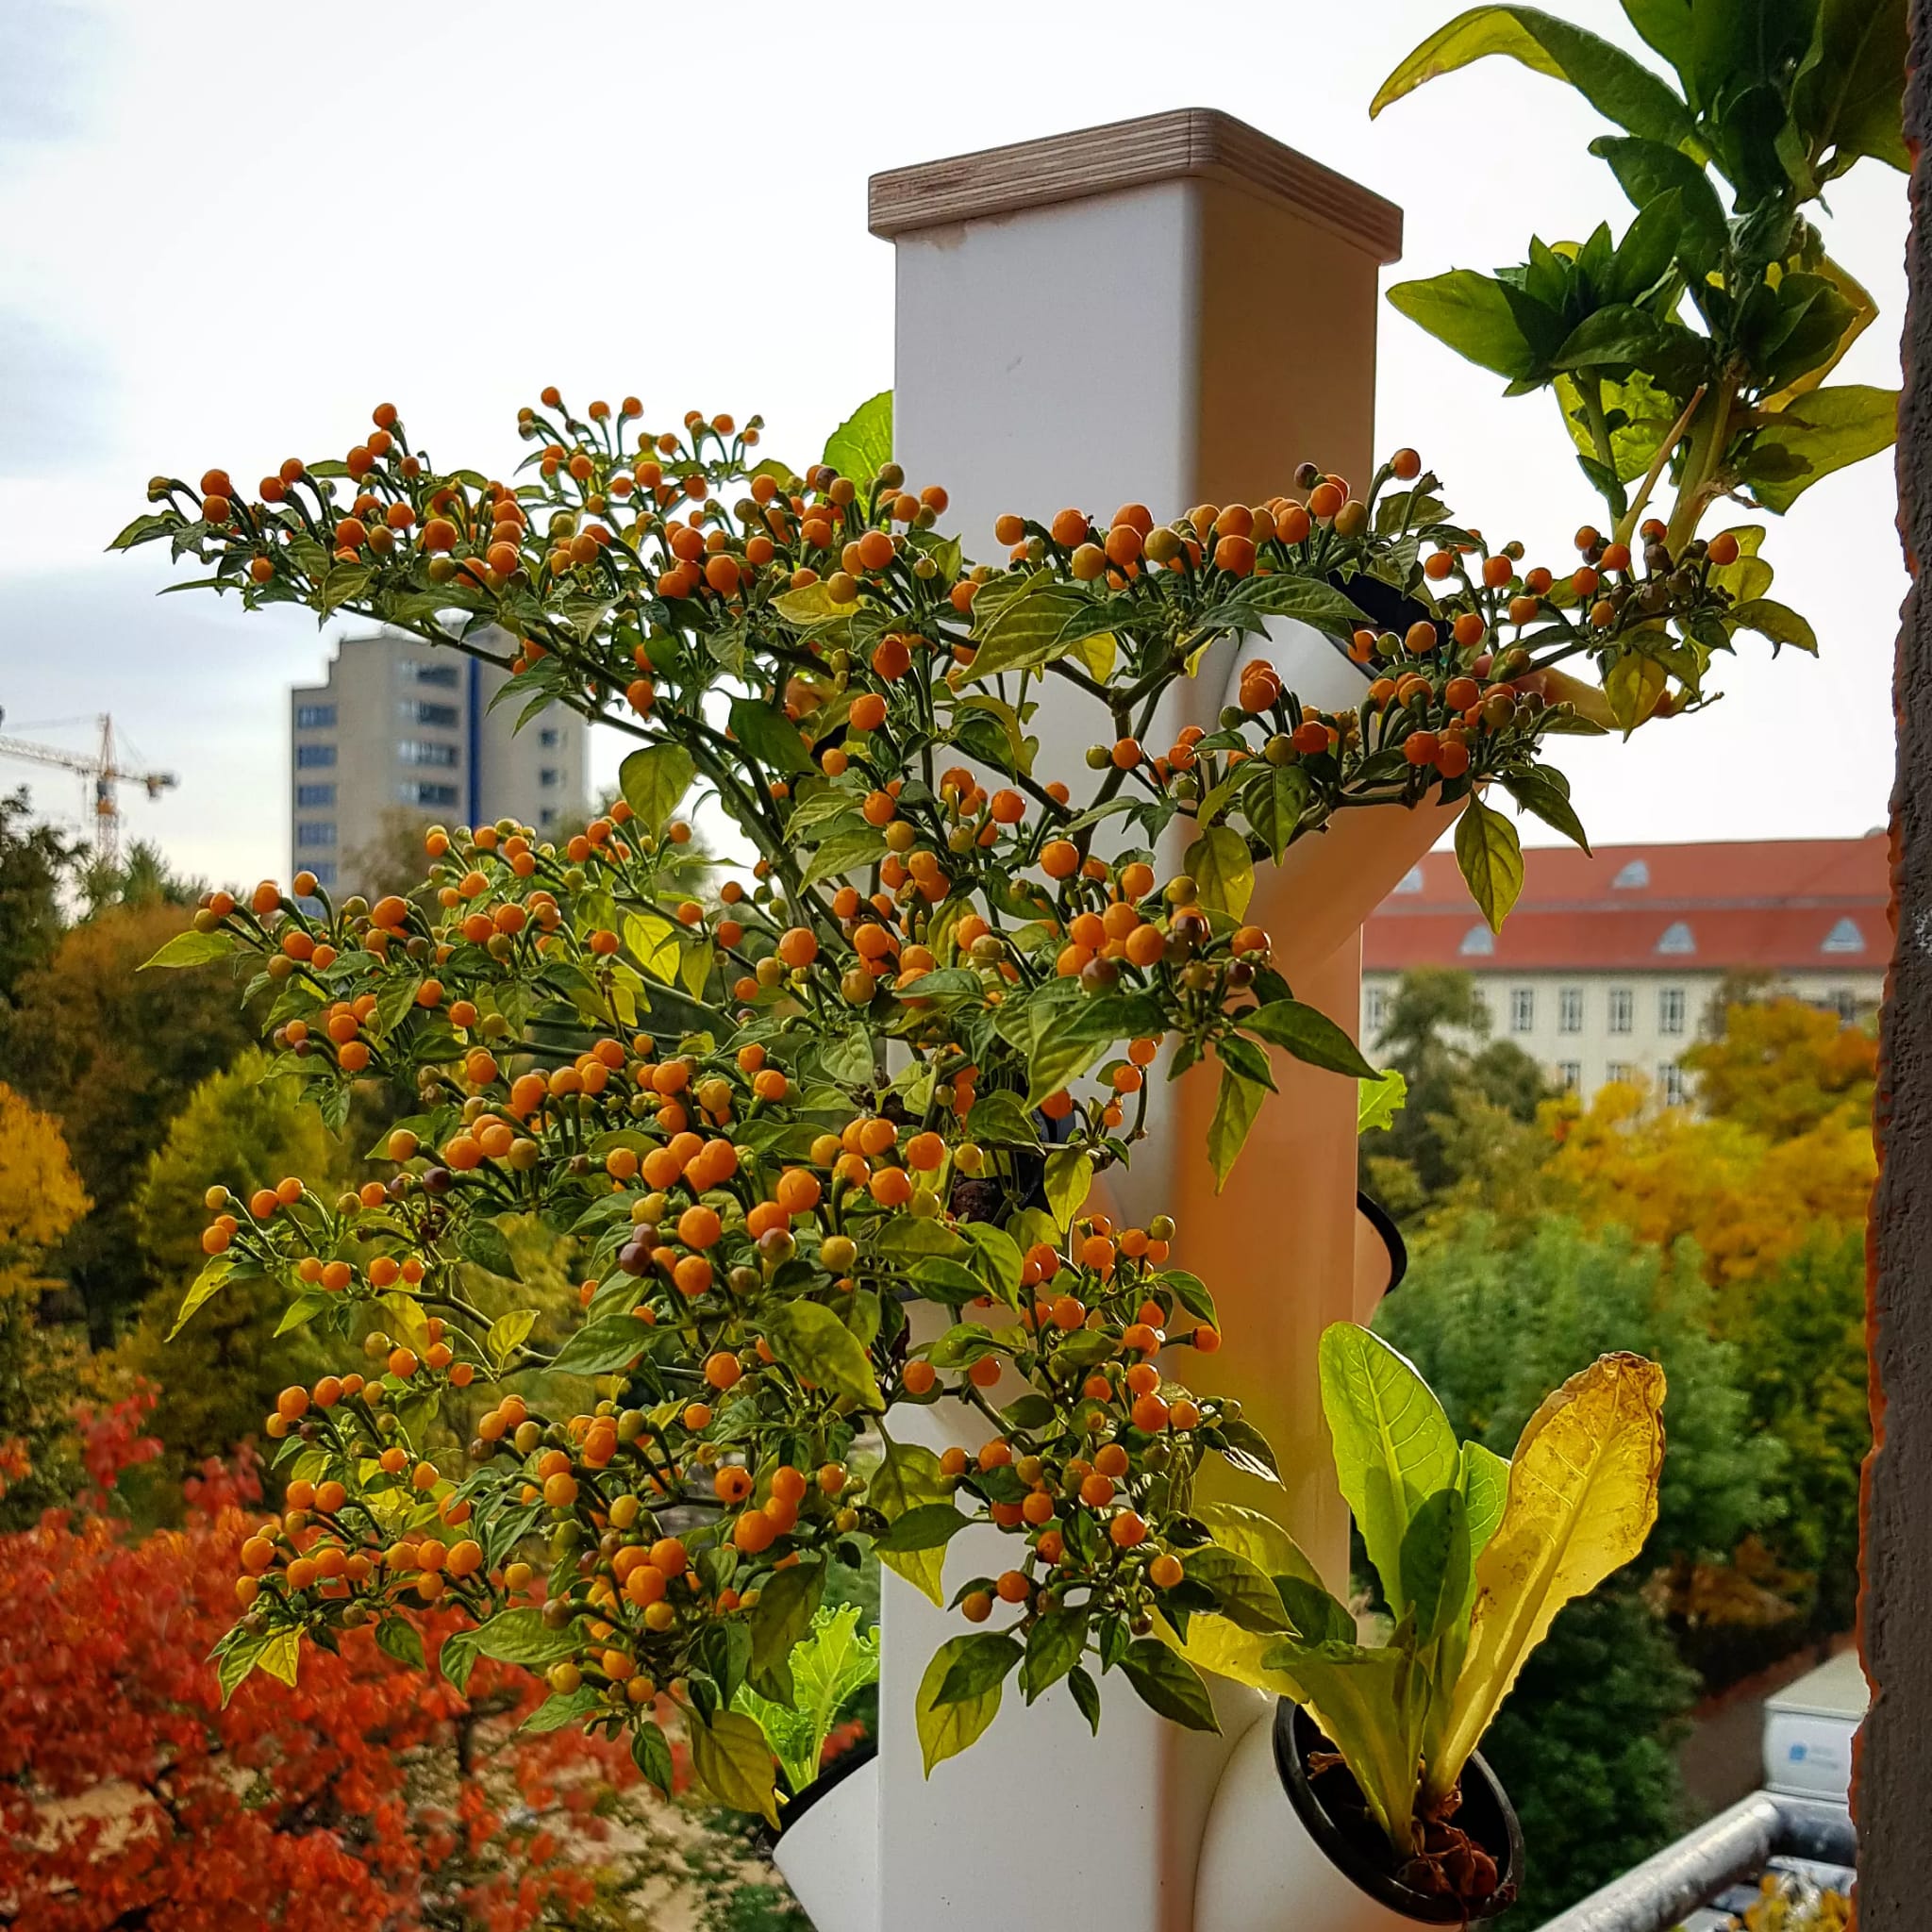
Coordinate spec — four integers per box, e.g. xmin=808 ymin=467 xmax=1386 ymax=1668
xmin=1363 ymin=835 xmax=1890 ymax=974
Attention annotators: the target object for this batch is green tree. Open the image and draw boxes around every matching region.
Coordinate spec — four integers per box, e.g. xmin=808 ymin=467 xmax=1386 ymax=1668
xmin=1376 ymin=1216 xmax=1779 ymax=1924
xmin=0 ymin=789 xmax=72 ymax=1011
xmin=1363 ymin=968 xmax=1552 ymax=1216
xmin=109 ymin=1051 xmax=353 ymax=1485
xmin=0 ymin=900 xmax=252 ymax=1343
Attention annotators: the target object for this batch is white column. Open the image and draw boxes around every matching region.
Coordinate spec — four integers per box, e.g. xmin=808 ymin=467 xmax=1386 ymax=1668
xmin=858 ymin=111 xmax=1416 ymax=1932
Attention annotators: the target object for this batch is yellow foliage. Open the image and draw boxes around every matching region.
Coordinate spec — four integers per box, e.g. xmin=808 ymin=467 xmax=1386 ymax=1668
xmin=1545 ymin=1080 xmax=1874 ymax=1291
xmin=0 ymin=1082 xmax=88 ymax=1255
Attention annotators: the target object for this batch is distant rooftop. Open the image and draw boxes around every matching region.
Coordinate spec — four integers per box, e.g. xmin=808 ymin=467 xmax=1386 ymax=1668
xmin=1364 ymin=835 xmax=1890 ymax=974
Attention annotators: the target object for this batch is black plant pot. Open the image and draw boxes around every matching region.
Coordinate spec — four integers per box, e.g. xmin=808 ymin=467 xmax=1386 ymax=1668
xmin=1274 ymin=1702 xmax=1524 ymax=1924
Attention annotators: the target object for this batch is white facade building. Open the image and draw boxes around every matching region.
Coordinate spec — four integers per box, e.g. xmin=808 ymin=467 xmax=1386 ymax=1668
xmin=1362 ymin=836 xmax=1887 ymax=1107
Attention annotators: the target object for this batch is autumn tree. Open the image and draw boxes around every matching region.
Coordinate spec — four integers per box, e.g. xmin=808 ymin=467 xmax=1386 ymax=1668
xmin=0 ymin=1080 xmax=92 ymax=1524
xmin=1682 ymin=995 xmax=1877 ymax=1141
xmin=1361 ymin=968 xmax=1551 ymax=1217
xmin=0 ymin=787 xmax=73 ymax=1010
xmin=0 ymin=901 xmax=253 ymax=1343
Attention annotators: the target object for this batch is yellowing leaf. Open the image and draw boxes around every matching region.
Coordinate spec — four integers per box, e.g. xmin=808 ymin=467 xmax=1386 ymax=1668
xmin=1185 ymin=825 xmax=1255 ymax=921
xmin=762 ymin=1298 xmax=881 ymax=1407
xmin=691 ymin=1708 xmax=781 ymax=1825
xmin=617 ymin=742 xmax=694 ymax=830
xmin=916 ymin=1635 xmax=1004 ymax=1774
xmin=1154 ymin=1503 xmax=1327 ymax=1697
xmin=1430 ymin=1352 xmax=1666 ymax=1802
xmin=871 ymin=1440 xmax=952 ymax=1604
xmin=169 ymin=1255 xmax=235 ymax=1341
xmin=623 ymin=910 xmax=681 ymax=984
xmin=487 ymin=1308 xmax=536 ymax=1366
xmin=1453 ymin=792 xmax=1524 ymax=930
xmin=1041 ymin=1149 xmax=1091 ymax=1230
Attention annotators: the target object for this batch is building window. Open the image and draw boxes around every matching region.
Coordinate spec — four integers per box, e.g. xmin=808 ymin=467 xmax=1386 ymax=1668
xmin=1607 ymin=987 xmax=1634 ymax=1034
xmin=295 ymin=703 xmax=337 ymax=729
xmin=398 ymin=781 xmax=459 ymax=808
xmin=1822 ymin=916 xmax=1865 ymax=955
xmin=1833 ymin=988 xmax=1858 ymax=1023
xmin=295 ymin=743 xmax=337 ymax=769
xmin=1393 ymin=866 xmax=1424 ymax=895
xmin=1556 ymin=1061 xmax=1581 ymax=1092
xmin=1658 ymin=987 xmax=1685 ymax=1035
xmin=1607 ymin=1060 xmax=1637 ymax=1086
xmin=1661 ymin=1063 xmax=1687 ymax=1108
xmin=401 ymin=661 xmax=458 ymax=687
xmin=308 ymin=861 xmax=337 ymax=886
xmin=1558 ymin=987 xmax=1584 ymax=1033
xmin=540 ymin=767 xmax=559 ymax=788
xmin=295 ymin=782 xmax=336 ymax=807
xmin=1458 ymin=924 xmax=1494 ymax=957
xmin=1509 ymin=988 xmax=1535 ymax=1033
xmin=400 ymin=699 xmax=459 ymax=727
xmin=1364 ymin=986 xmax=1388 ymax=1034
xmin=295 ymin=821 xmax=336 ymax=848
xmin=1657 ymin=920 xmax=1696 ymax=956
xmin=1612 ymin=858 xmax=1650 ymax=890
xmin=398 ymin=740 xmax=459 ymax=767
xmin=539 ymin=807 xmax=558 ymax=827
xmin=538 ymin=727 xmax=559 ymax=748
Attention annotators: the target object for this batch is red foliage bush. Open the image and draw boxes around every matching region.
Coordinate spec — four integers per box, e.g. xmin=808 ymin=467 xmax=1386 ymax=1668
xmin=0 ymin=1474 xmax=667 ymax=1931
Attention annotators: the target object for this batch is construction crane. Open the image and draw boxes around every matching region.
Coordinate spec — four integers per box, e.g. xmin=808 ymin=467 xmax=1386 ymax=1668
xmin=0 ymin=712 xmax=178 ymax=867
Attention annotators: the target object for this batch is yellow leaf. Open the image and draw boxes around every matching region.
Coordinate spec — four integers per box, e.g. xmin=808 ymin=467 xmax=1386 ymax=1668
xmin=1429 ymin=1352 xmax=1666 ymax=1801
xmin=690 ymin=1708 xmax=780 ymax=1825
xmin=1154 ymin=1504 xmax=1326 ymax=1698
xmin=915 ymin=1636 xmax=1004 ymax=1774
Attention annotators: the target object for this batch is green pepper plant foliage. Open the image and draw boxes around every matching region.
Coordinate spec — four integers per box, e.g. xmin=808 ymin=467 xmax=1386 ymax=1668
xmin=1375 ymin=0 xmax=1905 ymax=722
xmin=113 ymin=373 xmax=1792 ymax=1830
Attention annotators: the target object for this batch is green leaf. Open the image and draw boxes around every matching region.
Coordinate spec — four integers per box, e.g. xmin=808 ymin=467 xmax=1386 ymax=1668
xmin=1020 ymin=1607 xmax=1091 ymax=1703
xmin=1590 ymin=136 xmax=1728 ymax=268
xmin=168 ymin=1255 xmax=234 ymax=1341
xmin=523 ymin=1686 xmax=601 ymax=1732
xmin=934 ymin=1631 xmax=1024 ymax=1707
xmin=763 ymin=1298 xmax=883 ymax=1406
xmin=1372 ymin=5 xmax=1699 ymax=149
xmin=619 ymin=743 xmax=695 ymax=830
xmin=1317 ymin=1322 xmax=1460 ymax=1617
xmin=747 ymin=1560 xmax=826 ymax=1688
xmin=1400 ymin=1485 xmax=1474 ymax=1643
xmin=1727 ymin=597 xmax=1819 ymax=654
xmin=468 ymin=1607 xmax=579 ymax=1670
xmin=822 ymin=390 xmax=892 ymax=481
xmin=1793 ymin=0 xmax=1907 ymax=176
xmin=1041 ymin=1149 xmax=1092 ymax=1230
xmin=1454 ymin=793 xmax=1524 ymax=931
xmin=874 ymin=1503 xmax=973 ymax=1553
xmin=632 ymin=1722 xmax=676 ymax=1797
xmin=1184 ymin=1544 xmax=1292 ymax=1634
xmin=800 ymin=826 xmax=889 ymax=889
xmin=545 ymin=1314 xmax=651 ymax=1376
xmin=1068 ymin=1663 xmax=1103 ymax=1734
xmin=1742 ymin=385 xmax=1898 ymax=512
xmin=728 ymin=697 xmax=815 ymax=775
xmin=1461 ymin=1440 xmax=1511 ymax=1561
xmin=1357 ymin=1069 xmax=1408 ymax=1136
xmin=1119 ymin=1641 xmax=1220 ymax=1732
xmin=1386 ymin=271 xmax=1550 ymax=383
xmin=872 ymin=1441 xmax=952 ymax=1604
xmin=1551 ymin=304 xmax=1676 ymax=373
xmin=916 ymin=1634 xmax=1007 ymax=1774
xmin=1207 ymin=1065 xmax=1267 ymax=1191
xmin=1216 ymin=1033 xmax=1276 ymax=1094
xmin=1185 ymin=826 xmax=1255 ymax=921
xmin=691 ymin=1707 xmax=780 ymax=1825
xmin=458 ymin=1219 xmax=520 ymax=1282
xmin=1500 ymin=766 xmax=1591 ymax=853
xmin=140 ymin=927 xmax=236 ymax=971
xmin=1241 ymin=998 xmax=1378 ymax=1080
xmin=1243 ymin=761 xmax=1310 ymax=863
xmin=375 ymin=1616 xmax=426 ymax=1670
xmin=966 ymin=579 xmax=1092 ymax=683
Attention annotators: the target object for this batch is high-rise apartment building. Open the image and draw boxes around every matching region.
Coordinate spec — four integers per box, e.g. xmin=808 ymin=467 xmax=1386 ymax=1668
xmin=1361 ymin=835 xmax=1886 ymax=1108
xmin=289 ymin=630 xmax=589 ymax=896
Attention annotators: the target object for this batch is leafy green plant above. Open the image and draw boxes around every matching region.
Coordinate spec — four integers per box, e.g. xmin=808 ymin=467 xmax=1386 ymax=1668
xmin=735 ymin=1603 xmax=878 ymax=1799
xmin=1374 ymin=0 xmax=1904 ymax=676
xmin=1167 ymin=1324 xmax=1665 ymax=1896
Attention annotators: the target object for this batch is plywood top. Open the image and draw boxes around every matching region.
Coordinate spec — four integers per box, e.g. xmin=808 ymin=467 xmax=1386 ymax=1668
xmin=868 ymin=108 xmax=1403 ymax=263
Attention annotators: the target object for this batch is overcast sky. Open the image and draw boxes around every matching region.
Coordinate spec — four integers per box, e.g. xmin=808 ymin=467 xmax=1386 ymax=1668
xmin=0 ymin=0 xmax=1908 ymax=887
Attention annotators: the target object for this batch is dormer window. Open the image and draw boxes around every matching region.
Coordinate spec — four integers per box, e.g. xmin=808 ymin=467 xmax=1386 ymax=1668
xmin=1612 ymin=858 xmax=1650 ymax=890
xmin=1458 ymin=924 xmax=1495 ymax=957
xmin=1657 ymin=920 xmax=1695 ymax=955
xmin=1822 ymin=916 xmax=1864 ymax=955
